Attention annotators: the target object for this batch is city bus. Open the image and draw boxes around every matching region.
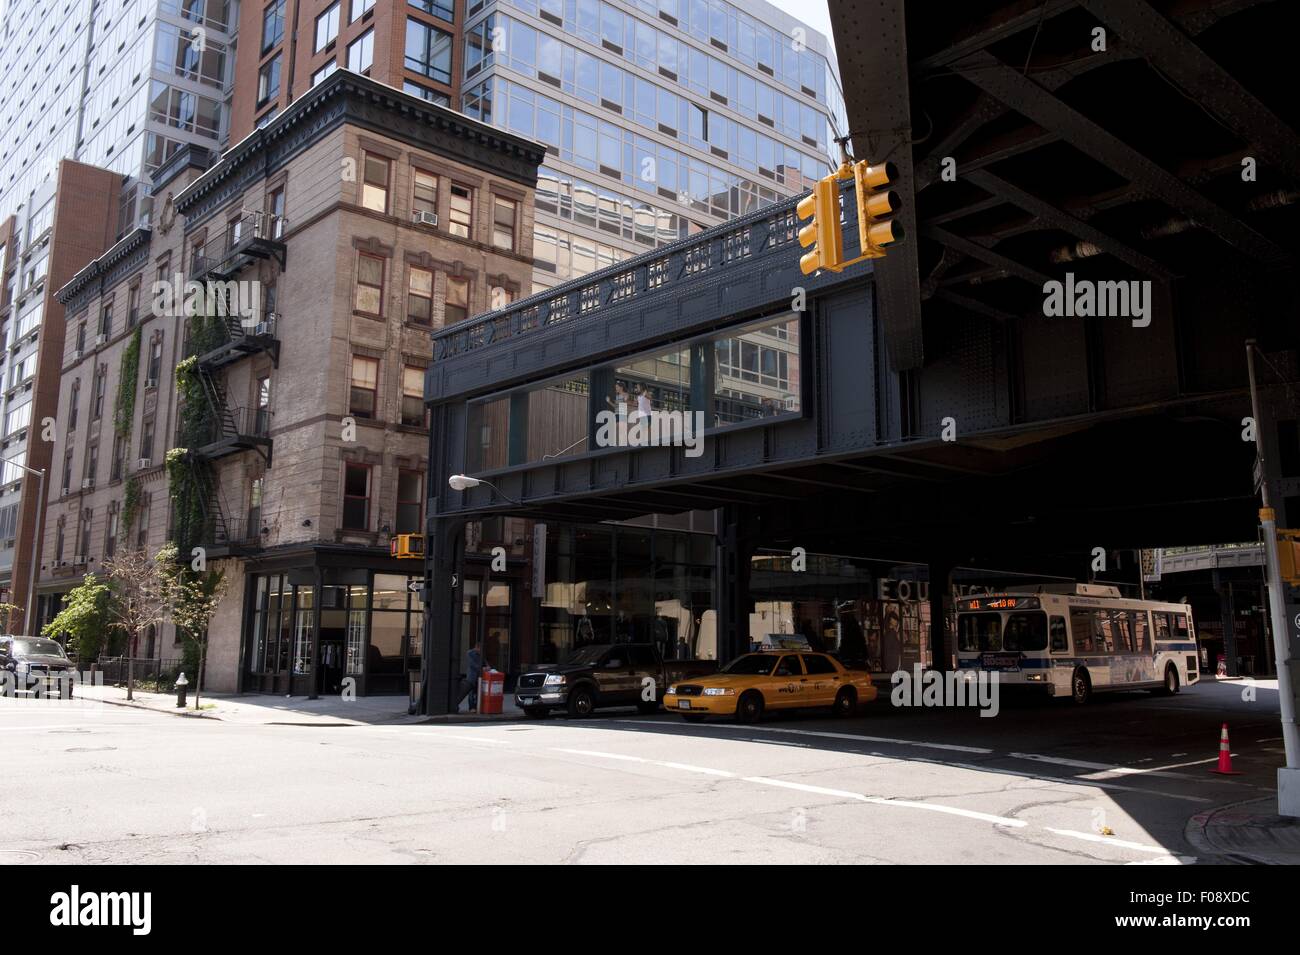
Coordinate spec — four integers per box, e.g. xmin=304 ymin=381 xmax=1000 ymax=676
xmin=955 ymin=584 xmax=1200 ymax=704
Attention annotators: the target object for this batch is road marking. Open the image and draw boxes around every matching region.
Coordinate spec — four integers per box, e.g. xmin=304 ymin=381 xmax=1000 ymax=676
xmin=709 ymin=723 xmax=993 ymax=754
xmin=933 ymin=759 xmax=1213 ymax=804
xmin=1126 ymin=855 xmax=1197 ymax=865
xmin=553 ymin=748 xmax=736 ymax=777
xmin=1008 ymin=751 xmax=1233 ymax=782
xmin=1045 ymin=828 xmax=1174 ymax=855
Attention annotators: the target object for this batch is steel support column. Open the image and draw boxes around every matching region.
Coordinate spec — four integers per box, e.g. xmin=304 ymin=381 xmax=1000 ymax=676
xmin=422 ymin=516 xmax=466 ymax=714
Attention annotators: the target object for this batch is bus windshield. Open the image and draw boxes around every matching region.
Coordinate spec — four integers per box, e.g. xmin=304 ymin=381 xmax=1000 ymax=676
xmin=958 ymin=612 xmax=1047 ymax=652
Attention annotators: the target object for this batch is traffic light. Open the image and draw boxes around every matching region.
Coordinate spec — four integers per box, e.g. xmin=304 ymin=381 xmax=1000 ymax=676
xmin=1278 ymin=530 xmax=1300 ymax=584
xmin=390 ymin=533 xmax=425 ymax=559
xmin=796 ymin=175 xmax=844 ymax=275
xmin=852 ymin=160 xmax=904 ymax=257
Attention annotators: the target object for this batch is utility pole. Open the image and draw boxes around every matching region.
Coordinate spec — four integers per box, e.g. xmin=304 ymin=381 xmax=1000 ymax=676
xmin=1245 ymin=340 xmax=1300 ymax=815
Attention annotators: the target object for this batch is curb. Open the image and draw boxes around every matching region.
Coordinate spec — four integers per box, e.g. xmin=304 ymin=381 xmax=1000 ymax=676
xmin=1184 ymin=796 xmax=1290 ymax=865
xmin=88 ymin=695 xmax=222 ymax=720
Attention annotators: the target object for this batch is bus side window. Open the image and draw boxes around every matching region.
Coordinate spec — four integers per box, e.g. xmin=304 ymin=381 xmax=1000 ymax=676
xmin=1134 ymin=612 xmax=1150 ymax=653
xmin=1171 ymin=613 xmax=1190 ymax=640
xmin=1113 ymin=610 xmax=1135 ymax=653
xmin=1095 ymin=610 xmax=1116 ymax=653
xmin=1050 ymin=616 xmax=1068 ymax=652
xmin=1153 ymin=612 xmax=1171 ymax=641
xmin=1070 ymin=610 xmax=1095 ymax=653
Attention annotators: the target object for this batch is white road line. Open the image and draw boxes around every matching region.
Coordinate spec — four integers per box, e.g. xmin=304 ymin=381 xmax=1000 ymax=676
xmin=1139 ymin=756 xmax=1222 ymax=772
xmin=1009 ymin=751 xmax=1227 ymax=782
xmin=742 ymin=777 xmax=1027 ymax=827
xmin=552 ymin=747 xmax=736 ymax=777
xmin=1126 ymin=855 xmax=1197 ymax=865
xmin=709 ymin=723 xmax=993 ymax=754
xmin=1045 ymin=828 xmax=1174 ymax=855
xmin=931 ymin=758 xmax=1213 ymax=804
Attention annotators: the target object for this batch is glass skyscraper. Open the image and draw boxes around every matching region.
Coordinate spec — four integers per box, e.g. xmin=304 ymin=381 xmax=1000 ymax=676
xmin=0 ymin=0 xmax=235 ymax=232
xmin=458 ymin=0 xmax=845 ymax=293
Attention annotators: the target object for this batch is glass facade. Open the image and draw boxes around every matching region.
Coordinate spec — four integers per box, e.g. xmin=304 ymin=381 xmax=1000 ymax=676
xmin=462 ymin=0 xmax=844 ymax=293
xmin=246 ymin=570 xmax=423 ymax=696
xmin=0 ymin=0 xmax=236 ymax=230
xmin=535 ymin=522 xmax=717 ymax=665
xmin=466 ymin=310 xmax=801 ymax=472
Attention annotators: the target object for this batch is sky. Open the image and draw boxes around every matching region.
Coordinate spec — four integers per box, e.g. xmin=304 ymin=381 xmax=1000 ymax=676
xmin=768 ymin=0 xmax=837 ymax=56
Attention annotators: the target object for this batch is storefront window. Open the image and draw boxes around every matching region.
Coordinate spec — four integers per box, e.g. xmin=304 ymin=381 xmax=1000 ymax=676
xmin=293 ymin=586 xmax=314 ymax=674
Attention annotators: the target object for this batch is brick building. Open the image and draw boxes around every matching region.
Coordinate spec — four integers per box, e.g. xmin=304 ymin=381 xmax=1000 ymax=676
xmin=0 ymin=161 xmax=121 ymax=633
xmin=231 ymin=0 xmax=463 ymax=141
xmin=38 ymin=71 xmax=543 ymax=694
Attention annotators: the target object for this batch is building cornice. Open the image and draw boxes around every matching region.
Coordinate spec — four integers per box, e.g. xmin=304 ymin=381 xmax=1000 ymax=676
xmin=56 ymin=228 xmax=153 ymax=309
xmin=175 ymin=70 xmax=546 ymax=227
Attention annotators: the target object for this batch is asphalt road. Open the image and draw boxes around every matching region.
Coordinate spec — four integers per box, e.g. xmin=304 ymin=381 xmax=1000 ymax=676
xmin=1 ymin=678 xmax=1282 ymax=864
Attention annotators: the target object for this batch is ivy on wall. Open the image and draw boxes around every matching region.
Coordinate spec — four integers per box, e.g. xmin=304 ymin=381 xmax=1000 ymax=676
xmin=122 ymin=476 xmax=142 ymax=535
xmin=166 ymin=355 xmax=217 ymax=557
xmin=113 ymin=326 xmax=142 ymax=439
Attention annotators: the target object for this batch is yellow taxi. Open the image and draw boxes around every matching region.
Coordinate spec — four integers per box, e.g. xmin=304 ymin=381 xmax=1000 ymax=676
xmin=663 ymin=651 xmax=877 ymax=723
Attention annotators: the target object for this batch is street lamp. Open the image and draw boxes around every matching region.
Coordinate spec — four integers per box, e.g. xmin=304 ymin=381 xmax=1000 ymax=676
xmin=447 ymin=473 xmax=520 ymax=505
xmin=0 ymin=454 xmax=46 ymax=636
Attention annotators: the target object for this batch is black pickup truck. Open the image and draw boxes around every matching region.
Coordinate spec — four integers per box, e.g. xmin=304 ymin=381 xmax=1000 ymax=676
xmin=515 ymin=643 xmax=717 ymax=718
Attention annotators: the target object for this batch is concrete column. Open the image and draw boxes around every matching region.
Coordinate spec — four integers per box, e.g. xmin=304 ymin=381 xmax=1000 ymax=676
xmin=714 ymin=506 xmax=754 ymax=663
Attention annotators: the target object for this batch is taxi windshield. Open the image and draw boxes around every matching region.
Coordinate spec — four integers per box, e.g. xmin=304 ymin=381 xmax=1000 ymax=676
xmin=722 ymin=654 xmax=778 ymax=675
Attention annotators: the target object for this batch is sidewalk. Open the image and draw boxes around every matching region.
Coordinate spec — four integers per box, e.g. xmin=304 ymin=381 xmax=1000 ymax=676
xmin=1186 ymin=796 xmax=1300 ymax=864
xmin=74 ymin=682 xmax=528 ymax=726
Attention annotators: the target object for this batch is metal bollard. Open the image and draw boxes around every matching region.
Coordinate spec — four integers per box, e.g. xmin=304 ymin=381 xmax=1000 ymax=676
xmin=175 ymin=672 xmax=189 ymax=708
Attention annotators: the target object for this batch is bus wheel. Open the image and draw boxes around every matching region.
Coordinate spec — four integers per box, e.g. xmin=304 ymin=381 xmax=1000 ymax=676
xmin=1160 ymin=665 xmax=1180 ymax=696
xmin=1071 ymin=668 xmax=1092 ymax=705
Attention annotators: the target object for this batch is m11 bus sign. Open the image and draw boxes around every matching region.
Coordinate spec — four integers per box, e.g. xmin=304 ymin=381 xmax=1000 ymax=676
xmin=961 ymin=596 xmax=1040 ymax=611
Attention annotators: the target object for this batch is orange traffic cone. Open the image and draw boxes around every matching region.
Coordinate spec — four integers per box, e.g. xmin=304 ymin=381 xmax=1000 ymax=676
xmin=1210 ymin=723 xmax=1241 ymax=775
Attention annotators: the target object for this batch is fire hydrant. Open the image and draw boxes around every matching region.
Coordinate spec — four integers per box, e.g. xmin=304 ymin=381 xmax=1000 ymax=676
xmin=175 ymin=672 xmax=189 ymax=708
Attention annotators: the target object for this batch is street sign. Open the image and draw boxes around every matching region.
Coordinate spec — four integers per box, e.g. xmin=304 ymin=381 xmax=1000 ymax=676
xmin=407 ymin=579 xmax=425 ymax=594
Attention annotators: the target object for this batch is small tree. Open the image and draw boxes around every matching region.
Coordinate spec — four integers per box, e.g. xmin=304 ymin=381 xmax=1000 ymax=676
xmin=104 ymin=548 xmax=170 ymax=701
xmin=41 ymin=576 xmax=120 ymax=661
xmin=159 ymin=543 xmax=227 ymax=710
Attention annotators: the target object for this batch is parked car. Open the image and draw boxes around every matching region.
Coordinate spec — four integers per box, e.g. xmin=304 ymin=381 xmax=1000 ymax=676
xmin=0 ymin=635 xmax=74 ymax=697
xmin=663 ymin=650 xmax=877 ymax=723
xmin=515 ymin=643 xmax=718 ymax=718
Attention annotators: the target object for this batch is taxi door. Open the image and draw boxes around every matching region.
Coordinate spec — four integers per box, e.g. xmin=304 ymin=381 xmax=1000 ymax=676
xmin=767 ymin=654 xmax=806 ymax=709
xmin=800 ymin=654 xmax=840 ymax=705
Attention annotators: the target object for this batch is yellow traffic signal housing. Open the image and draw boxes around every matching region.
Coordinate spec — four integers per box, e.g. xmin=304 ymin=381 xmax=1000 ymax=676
xmin=1278 ymin=530 xmax=1300 ymax=584
xmin=852 ymin=160 xmax=903 ymax=257
xmin=796 ymin=175 xmax=844 ymax=275
xmin=390 ymin=533 xmax=425 ymax=559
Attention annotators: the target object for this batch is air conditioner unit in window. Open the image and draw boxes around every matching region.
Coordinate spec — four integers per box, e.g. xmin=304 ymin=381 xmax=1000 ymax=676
xmin=144 ymin=378 xmax=157 ymax=389
xmin=3 ymin=538 xmax=14 ymax=548
xmin=137 ymin=458 xmax=151 ymax=470
xmin=73 ymin=555 xmax=87 ymax=565
xmin=81 ymin=478 xmax=94 ymax=489
xmin=72 ymin=348 xmax=83 ymax=360
xmin=413 ymin=211 xmax=438 ymax=227
xmin=94 ymin=334 xmax=107 ymax=346
xmin=53 ymin=560 xmax=68 ymax=568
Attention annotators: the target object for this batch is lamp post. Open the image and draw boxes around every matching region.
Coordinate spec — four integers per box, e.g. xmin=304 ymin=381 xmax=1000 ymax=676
xmin=0 ymin=454 xmax=46 ymax=635
xmin=447 ymin=473 xmax=521 ymax=506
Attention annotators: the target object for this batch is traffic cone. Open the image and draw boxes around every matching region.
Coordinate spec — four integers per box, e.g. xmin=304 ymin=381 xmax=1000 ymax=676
xmin=1210 ymin=723 xmax=1241 ymax=775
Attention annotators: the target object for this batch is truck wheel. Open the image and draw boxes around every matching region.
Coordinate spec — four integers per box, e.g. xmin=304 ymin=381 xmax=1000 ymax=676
xmin=523 ymin=706 xmax=550 ymax=718
xmin=1071 ymin=668 xmax=1092 ymax=705
xmin=832 ymin=686 xmax=857 ymax=717
xmin=636 ymin=701 xmax=660 ymax=714
xmin=736 ymin=690 xmax=765 ymax=724
xmin=566 ymin=686 xmax=595 ymax=718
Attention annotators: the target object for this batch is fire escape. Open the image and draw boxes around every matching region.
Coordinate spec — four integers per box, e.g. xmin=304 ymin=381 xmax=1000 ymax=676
xmin=190 ymin=210 xmax=287 ymax=557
